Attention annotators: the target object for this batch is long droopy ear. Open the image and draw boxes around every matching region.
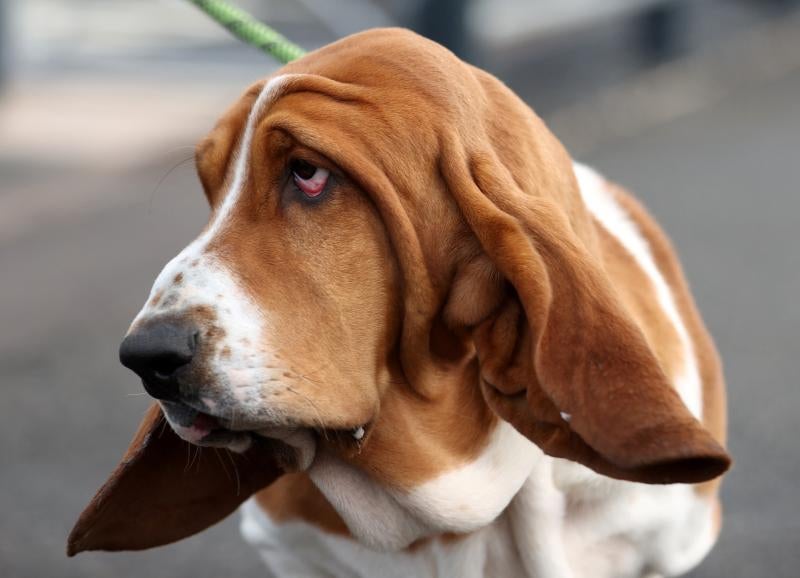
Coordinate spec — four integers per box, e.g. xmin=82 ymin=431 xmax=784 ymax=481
xmin=68 ymin=404 xmax=281 ymax=554
xmin=443 ymin=144 xmax=730 ymax=484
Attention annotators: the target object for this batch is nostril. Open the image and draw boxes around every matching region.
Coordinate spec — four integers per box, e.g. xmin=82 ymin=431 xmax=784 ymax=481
xmin=153 ymin=369 xmax=172 ymax=381
xmin=119 ymin=320 xmax=199 ymax=400
xmin=151 ymin=351 xmax=192 ymax=381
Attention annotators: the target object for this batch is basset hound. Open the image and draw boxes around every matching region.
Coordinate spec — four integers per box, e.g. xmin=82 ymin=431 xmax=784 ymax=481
xmin=68 ymin=29 xmax=730 ymax=578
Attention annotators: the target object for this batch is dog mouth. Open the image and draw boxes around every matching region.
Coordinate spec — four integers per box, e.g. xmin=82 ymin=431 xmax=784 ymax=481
xmin=160 ymin=402 xmax=253 ymax=450
xmin=159 ymin=400 xmax=370 ymax=471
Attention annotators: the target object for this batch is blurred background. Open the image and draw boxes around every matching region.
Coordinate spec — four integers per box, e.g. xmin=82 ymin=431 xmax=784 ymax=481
xmin=1 ymin=0 xmax=798 ymax=576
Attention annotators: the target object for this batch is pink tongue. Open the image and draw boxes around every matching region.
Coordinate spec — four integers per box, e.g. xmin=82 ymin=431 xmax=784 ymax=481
xmin=191 ymin=412 xmax=220 ymax=431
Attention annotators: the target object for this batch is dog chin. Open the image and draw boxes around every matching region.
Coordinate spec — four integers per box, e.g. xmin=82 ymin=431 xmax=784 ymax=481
xmin=253 ymin=426 xmax=317 ymax=471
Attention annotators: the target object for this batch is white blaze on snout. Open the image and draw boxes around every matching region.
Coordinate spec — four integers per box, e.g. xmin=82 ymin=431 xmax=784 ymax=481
xmin=129 ymin=75 xmax=302 ymax=427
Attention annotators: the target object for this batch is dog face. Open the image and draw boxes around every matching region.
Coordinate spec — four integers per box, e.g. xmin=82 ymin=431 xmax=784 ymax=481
xmin=69 ymin=29 xmax=729 ymax=555
xmin=123 ymin=75 xmax=401 ymax=463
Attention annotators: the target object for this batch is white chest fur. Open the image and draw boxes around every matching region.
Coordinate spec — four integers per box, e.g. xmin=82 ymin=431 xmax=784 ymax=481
xmin=241 ymin=497 xmax=526 ymax=578
xmin=240 ymin=454 xmax=717 ymax=578
xmin=305 ymin=421 xmax=537 ymax=551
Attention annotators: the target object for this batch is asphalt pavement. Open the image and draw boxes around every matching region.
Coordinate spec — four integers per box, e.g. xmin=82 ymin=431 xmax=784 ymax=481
xmin=2 ymin=20 xmax=799 ymax=578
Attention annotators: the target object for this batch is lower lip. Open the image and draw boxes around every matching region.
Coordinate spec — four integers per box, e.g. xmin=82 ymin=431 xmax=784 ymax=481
xmin=191 ymin=411 xmax=221 ymax=431
xmin=173 ymin=411 xmax=223 ymax=443
xmin=199 ymin=427 xmax=252 ymax=453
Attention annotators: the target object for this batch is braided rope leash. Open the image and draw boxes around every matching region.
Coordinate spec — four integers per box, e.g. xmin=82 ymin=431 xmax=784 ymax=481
xmin=186 ymin=0 xmax=307 ymax=64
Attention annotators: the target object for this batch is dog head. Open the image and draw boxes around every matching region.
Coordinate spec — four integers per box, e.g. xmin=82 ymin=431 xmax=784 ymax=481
xmin=69 ymin=29 xmax=729 ymax=555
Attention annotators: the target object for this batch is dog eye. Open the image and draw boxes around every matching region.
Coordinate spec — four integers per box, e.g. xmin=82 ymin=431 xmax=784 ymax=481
xmin=291 ymin=159 xmax=329 ymax=198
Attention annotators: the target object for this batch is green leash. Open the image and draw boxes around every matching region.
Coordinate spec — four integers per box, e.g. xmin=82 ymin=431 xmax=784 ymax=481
xmin=186 ymin=0 xmax=307 ymax=64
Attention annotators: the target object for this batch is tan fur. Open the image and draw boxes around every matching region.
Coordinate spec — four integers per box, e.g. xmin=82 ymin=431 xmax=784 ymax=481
xmin=593 ymin=221 xmax=685 ymax=380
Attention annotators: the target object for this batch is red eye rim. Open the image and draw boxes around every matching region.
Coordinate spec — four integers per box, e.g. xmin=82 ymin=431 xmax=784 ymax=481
xmin=291 ymin=160 xmax=330 ymax=198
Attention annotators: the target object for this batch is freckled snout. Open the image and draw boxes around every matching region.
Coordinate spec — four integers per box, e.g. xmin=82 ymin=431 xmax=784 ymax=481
xmin=119 ymin=320 xmax=198 ymax=401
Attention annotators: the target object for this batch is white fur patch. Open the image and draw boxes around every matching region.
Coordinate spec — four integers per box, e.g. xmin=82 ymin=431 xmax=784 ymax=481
xmin=248 ymin=457 xmax=717 ymax=577
xmin=307 ymin=421 xmax=536 ymax=551
xmin=572 ymin=163 xmax=703 ymax=419
xmin=402 ymin=420 xmax=535 ymax=531
xmin=309 ymin=449 xmax=429 ymax=550
xmin=506 ymin=450 xmax=575 ymax=577
xmin=554 ymin=458 xmax=717 ymax=578
xmin=240 ymin=496 xmax=526 ymax=578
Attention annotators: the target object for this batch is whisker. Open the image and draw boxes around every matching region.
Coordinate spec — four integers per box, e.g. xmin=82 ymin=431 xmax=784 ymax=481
xmin=158 ymin=417 xmax=169 ymax=438
xmin=224 ymin=449 xmax=242 ymax=496
xmin=190 ymin=445 xmax=203 ymax=473
xmin=272 ymin=344 xmax=334 ymax=384
xmin=268 ymin=346 xmax=333 ymax=440
xmin=286 ymin=385 xmax=329 ymax=441
xmin=148 ymin=153 xmax=196 ymax=213
xmin=296 ymin=358 xmax=335 ymax=383
xmin=185 ymin=440 xmax=192 ymax=471
xmin=213 ymin=448 xmax=233 ymax=482
xmin=161 ymin=144 xmax=197 ymax=156
xmin=296 ymin=372 xmax=325 ymax=386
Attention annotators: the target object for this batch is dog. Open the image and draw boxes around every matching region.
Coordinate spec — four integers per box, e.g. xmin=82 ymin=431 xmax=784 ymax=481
xmin=68 ymin=29 xmax=730 ymax=577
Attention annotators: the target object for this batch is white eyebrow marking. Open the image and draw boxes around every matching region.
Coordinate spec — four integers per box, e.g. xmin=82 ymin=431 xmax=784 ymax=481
xmin=201 ymin=73 xmax=297 ymax=245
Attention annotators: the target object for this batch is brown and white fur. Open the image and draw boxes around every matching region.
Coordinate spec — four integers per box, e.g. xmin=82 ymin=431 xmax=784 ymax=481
xmin=68 ymin=29 xmax=729 ymax=578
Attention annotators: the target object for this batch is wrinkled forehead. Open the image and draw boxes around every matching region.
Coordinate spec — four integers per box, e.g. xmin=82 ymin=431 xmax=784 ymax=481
xmin=196 ymin=71 xmax=372 ymax=196
xmin=196 ymin=32 xmax=481 ymax=183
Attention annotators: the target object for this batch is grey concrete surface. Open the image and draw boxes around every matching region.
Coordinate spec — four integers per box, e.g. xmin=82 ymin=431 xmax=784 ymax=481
xmin=2 ymin=29 xmax=800 ymax=578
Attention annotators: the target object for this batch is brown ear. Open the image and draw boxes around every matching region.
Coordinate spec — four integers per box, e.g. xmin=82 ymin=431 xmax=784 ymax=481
xmin=442 ymin=145 xmax=730 ymax=484
xmin=67 ymin=404 xmax=282 ymax=555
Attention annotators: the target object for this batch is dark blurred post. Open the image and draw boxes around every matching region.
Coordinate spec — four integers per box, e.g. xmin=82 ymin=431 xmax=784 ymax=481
xmin=414 ymin=0 xmax=472 ymax=62
xmin=0 ymin=0 xmax=7 ymax=90
xmin=760 ymin=0 xmax=800 ymax=10
xmin=636 ymin=1 xmax=688 ymax=64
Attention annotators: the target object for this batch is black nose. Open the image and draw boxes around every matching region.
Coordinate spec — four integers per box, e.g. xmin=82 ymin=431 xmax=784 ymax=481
xmin=119 ymin=320 xmax=198 ymax=401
